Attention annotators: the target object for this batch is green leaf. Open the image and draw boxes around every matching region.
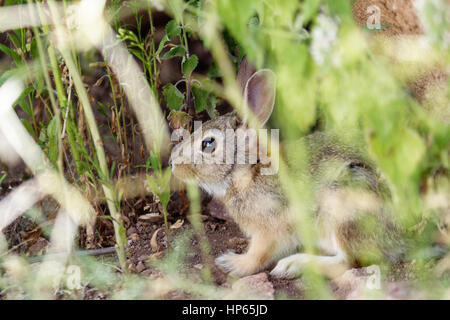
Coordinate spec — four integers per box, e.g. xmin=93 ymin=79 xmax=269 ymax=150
xmin=0 ymin=69 xmax=18 ymax=87
xmin=0 ymin=173 xmax=6 ymax=185
xmin=167 ymin=109 xmax=191 ymax=129
xmin=160 ymin=168 xmax=172 ymax=209
xmin=166 ymin=20 xmax=181 ymax=39
xmin=29 ymin=37 xmax=38 ymax=59
xmin=161 ymin=45 xmax=186 ymax=60
xmin=15 ymin=86 xmax=35 ymax=118
xmin=146 ymin=176 xmax=159 ymax=196
xmin=207 ymin=61 xmax=221 ymax=78
xmin=301 ymin=0 xmax=322 ymax=25
xmin=21 ymin=119 xmax=35 ymax=138
xmin=192 ymin=86 xmax=208 ymax=112
xmin=181 ymin=54 xmax=198 ymax=78
xmin=109 ymin=160 xmax=116 ymax=180
xmin=46 ymin=116 xmax=59 ymax=166
xmin=129 ymin=48 xmax=146 ymax=63
xmin=205 ymin=95 xmax=217 ymax=118
xmin=7 ymin=33 xmax=20 ymax=48
xmin=155 ymin=35 xmax=168 ymax=56
xmin=192 ymin=85 xmax=217 ymax=116
xmin=149 ymin=150 xmax=162 ymax=172
xmin=163 ymin=83 xmax=184 ymax=110
xmin=0 ymin=43 xmax=22 ymax=65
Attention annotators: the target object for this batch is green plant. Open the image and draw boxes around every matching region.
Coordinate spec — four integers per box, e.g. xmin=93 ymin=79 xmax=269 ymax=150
xmin=145 ymin=150 xmax=172 ymax=240
xmin=0 ymin=173 xmax=6 ymax=185
xmin=159 ymin=19 xmax=217 ymax=121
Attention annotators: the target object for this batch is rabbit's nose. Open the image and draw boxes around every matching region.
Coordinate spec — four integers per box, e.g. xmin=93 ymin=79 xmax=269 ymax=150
xmin=168 ymin=156 xmax=177 ymax=169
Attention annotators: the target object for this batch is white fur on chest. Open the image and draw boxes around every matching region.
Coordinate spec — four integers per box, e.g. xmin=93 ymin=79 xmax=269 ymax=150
xmin=198 ymin=178 xmax=230 ymax=197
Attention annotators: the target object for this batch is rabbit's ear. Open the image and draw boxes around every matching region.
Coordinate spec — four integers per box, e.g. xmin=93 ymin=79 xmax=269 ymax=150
xmin=237 ymin=57 xmax=257 ymax=92
xmin=237 ymin=57 xmax=276 ymax=126
xmin=243 ymin=68 xmax=276 ymax=126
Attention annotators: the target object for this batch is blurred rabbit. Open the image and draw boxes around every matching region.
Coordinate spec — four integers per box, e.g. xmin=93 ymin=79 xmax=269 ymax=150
xmin=169 ymin=58 xmax=406 ymax=278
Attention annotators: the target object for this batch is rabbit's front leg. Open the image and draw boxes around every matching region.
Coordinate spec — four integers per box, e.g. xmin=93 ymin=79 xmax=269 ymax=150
xmin=271 ymin=230 xmax=349 ymax=279
xmin=215 ymin=233 xmax=275 ymax=277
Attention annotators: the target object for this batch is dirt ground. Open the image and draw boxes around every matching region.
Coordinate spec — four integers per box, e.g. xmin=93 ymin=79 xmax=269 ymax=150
xmin=1 ymin=172 xmax=440 ymax=300
xmin=124 ymin=193 xmax=305 ymax=299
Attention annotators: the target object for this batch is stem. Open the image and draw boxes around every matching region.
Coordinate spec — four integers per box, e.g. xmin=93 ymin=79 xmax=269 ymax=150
xmin=63 ymin=50 xmax=128 ymax=273
xmin=186 ymin=183 xmax=212 ymax=282
xmin=47 ymin=0 xmax=128 ymax=273
xmin=29 ymin=0 xmax=62 ymax=172
xmin=162 ymin=206 xmax=171 ymax=246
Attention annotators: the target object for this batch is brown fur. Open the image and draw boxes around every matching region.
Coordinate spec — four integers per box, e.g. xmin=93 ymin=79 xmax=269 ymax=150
xmin=169 ymin=59 xmax=405 ymax=278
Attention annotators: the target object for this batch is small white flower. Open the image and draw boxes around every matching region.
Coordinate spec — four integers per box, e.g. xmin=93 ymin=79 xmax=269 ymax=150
xmin=150 ymin=0 xmax=165 ymax=12
xmin=310 ymin=13 xmax=340 ymax=66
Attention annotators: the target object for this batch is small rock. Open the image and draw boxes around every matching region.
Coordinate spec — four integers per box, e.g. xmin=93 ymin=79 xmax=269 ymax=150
xmin=333 ymin=267 xmax=374 ymax=299
xmin=226 ymin=273 xmax=274 ymax=300
xmin=130 ymin=233 xmax=140 ymax=241
xmin=136 ymin=261 xmax=146 ymax=273
xmin=165 ymin=290 xmax=189 ymax=300
xmin=138 ymin=254 xmax=149 ymax=262
xmin=126 ymin=227 xmax=137 ymax=237
xmin=207 ymin=199 xmax=231 ymax=221
xmin=331 ymin=266 xmax=420 ymax=300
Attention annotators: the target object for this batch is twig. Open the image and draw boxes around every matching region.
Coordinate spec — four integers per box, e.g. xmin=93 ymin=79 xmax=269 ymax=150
xmin=0 ymin=247 xmax=117 ymax=267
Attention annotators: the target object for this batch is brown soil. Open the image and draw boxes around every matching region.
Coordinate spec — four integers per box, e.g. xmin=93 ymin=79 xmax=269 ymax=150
xmin=123 ymin=191 xmax=304 ymax=299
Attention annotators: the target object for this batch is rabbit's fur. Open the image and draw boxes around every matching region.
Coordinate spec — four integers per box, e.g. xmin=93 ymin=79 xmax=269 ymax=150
xmin=169 ymin=58 xmax=406 ymax=278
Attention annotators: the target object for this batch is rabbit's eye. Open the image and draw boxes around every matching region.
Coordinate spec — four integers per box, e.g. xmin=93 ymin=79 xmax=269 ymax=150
xmin=201 ymin=137 xmax=216 ymax=153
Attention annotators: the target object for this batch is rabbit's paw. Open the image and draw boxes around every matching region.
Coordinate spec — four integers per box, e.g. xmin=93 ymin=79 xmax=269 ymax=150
xmin=215 ymin=251 xmax=257 ymax=277
xmin=270 ymin=254 xmax=310 ymax=279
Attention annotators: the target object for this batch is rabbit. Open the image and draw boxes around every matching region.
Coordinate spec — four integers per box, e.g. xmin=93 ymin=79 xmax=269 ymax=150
xmin=169 ymin=58 xmax=406 ymax=279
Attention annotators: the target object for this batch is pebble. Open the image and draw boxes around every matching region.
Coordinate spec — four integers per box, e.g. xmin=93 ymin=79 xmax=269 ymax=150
xmin=130 ymin=233 xmax=140 ymax=241
xmin=225 ymin=273 xmax=274 ymax=300
xmin=136 ymin=261 xmax=146 ymax=273
xmin=126 ymin=227 xmax=137 ymax=237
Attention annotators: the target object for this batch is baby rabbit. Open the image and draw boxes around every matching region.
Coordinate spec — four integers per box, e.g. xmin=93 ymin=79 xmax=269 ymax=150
xmin=169 ymin=58 xmax=406 ymax=279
